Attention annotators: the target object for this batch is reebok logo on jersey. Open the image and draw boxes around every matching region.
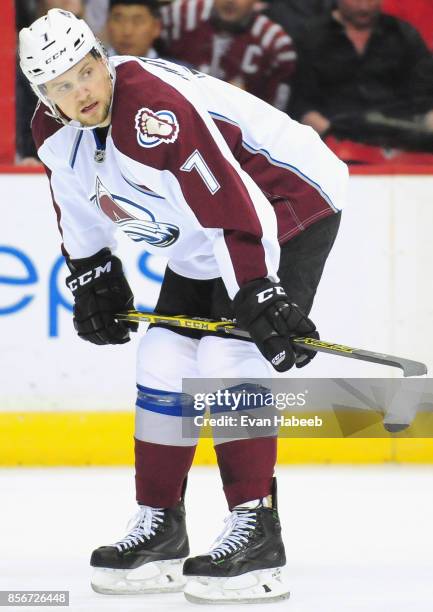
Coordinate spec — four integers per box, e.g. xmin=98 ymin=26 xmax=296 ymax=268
xmin=135 ymin=108 xmax=179 ymax=148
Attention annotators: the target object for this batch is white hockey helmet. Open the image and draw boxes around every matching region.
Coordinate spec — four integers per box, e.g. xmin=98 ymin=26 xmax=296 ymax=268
xmin=19 ymin=9 xmax=114 ymax=128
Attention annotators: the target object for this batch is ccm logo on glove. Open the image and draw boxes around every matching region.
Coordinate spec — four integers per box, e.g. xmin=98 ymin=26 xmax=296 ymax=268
xmin=65 ymin=248 xmax=138 ymax=345
xmin=67 ymin=261 xmax=112 ymax=293
xmin=233 ymin=279 xmax=319 ymax=372
xmin=271 ymin=351 xmax=286 ymax=366
xmin=256 ymin=285 xmax=286 ymax=303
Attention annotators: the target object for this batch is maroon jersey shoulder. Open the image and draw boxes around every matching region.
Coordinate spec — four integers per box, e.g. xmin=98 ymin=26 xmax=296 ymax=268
xmin=112 ymin=59 xmax=187 ymax=108
xmin=31 ymin=102 xmax=63 ymax=151
xmin=111 ymin=60 xmax=194 ymax=166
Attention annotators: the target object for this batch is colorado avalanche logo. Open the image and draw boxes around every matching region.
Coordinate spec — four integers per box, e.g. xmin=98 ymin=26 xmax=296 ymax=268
xmin=94 ymin=177 xmax=179 ymax=247
xmin=135 ymin=107 xmax=179 ymax=148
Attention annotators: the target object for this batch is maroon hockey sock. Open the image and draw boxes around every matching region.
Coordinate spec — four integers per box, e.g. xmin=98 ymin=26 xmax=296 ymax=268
xmin=214 ymin=437 xmax=277 ymax=510
xmin=135 ymin=438 xmax=196 ymax=507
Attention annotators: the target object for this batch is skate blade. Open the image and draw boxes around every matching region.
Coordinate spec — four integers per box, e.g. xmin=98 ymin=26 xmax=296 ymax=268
xmin=91 ymin=558 xmax=187 ymax=595
xmin=183 ymin=566 xmax=290 ymax=604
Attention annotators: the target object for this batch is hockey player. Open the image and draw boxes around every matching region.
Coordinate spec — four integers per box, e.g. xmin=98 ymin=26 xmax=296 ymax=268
xmin=19 ymin=9 xmax=348 ymax=604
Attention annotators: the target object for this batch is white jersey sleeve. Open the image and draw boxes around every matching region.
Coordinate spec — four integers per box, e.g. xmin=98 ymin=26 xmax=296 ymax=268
xmin=32 ymin=106 xmax=117 ymax=259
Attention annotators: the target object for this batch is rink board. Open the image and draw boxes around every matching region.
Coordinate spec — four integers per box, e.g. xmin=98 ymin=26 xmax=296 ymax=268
xmin=0 ymin=411 xmax=432 ymax=466
xmin=1 ymin=172 xmax=433 ymax=464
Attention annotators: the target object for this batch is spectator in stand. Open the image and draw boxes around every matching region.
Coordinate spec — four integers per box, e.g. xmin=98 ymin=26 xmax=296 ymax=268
xmin=290 ymin=0 xmax=433 ymax=164
xmin=106 ymin=0 xmax=162 ymax=58
xmin=160 ymin=0 xmax=296 ymax=110
xmin=85 ymin=0 xmax=110 ymax=38
xmin=383 ymin=0 xmax=433 ymax=51
xmin=16 ymin=0 xmax=85 ymax=165
xmin=15 ymin=0 xmax=39 ymax=30
xmin=38 ymin=0 xmax=85 ymax=17
xmin=263 ymin=0 xmax=334 ymax=44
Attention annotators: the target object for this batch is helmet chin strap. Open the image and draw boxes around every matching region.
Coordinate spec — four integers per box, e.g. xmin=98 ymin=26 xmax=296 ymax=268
xmin=35 ymin=42 xmax=116 ymax=131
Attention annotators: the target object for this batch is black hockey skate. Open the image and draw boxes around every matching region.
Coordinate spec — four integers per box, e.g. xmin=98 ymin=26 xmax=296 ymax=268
xmin=183 ymin=477 xmax=289 ymax=604
xmin=90 ymin=480 xmax=189 ymax=594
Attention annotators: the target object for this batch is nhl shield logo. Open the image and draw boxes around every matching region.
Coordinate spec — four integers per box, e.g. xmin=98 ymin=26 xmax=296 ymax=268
xmin=135 ymin=108 xmax=179 ymax=148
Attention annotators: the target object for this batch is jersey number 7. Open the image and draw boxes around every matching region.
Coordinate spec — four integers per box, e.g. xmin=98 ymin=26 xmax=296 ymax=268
xmin=181 ymin=150 xmax=220 ymax=194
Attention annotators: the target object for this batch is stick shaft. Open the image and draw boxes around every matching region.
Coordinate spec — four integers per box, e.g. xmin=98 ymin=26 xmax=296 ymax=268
xmin=116 ymin=310 xmax=427 ymax=377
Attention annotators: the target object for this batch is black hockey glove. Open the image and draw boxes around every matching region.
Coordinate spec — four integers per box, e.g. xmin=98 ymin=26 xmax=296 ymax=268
xmin=65 ymin=248 xmax=138 ymax=345
xmin=232 ymin=279 xmax=319 ymax=372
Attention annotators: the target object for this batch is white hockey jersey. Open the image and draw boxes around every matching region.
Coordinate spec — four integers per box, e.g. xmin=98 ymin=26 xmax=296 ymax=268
xmin=32 ymin=56 xmax=348 ymax=299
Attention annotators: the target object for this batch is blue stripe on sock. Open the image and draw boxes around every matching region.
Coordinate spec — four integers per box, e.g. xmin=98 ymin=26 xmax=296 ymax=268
xmin=136 ymin=384 xmax=199 ymax=417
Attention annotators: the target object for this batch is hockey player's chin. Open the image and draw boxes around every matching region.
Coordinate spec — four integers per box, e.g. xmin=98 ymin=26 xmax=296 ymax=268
xmin=77 ymin=102 xmax=106 ymax=126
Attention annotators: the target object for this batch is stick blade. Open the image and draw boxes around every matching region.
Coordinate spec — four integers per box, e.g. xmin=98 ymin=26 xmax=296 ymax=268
xmin=355 ymin=349 xmax=428 ymax=377
xmin=383 ymin=423 xmax=411 ymax=433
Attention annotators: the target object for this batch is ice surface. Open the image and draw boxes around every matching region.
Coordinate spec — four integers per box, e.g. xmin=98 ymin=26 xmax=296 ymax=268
xmin=1 ymin=465 xmax=433 ymax=611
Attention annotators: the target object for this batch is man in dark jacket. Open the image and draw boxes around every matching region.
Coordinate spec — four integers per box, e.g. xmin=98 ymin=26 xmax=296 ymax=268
xmin=291 ymin=0 xmax=433 ymax=154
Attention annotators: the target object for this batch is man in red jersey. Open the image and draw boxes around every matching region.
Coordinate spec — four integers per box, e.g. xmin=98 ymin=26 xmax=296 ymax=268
xmin=161 ymin=0 xmax=296 ymax=109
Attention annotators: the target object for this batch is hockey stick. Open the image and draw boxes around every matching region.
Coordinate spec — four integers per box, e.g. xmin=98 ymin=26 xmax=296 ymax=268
xmin=115 ymin=310 xmax=428 ymax=378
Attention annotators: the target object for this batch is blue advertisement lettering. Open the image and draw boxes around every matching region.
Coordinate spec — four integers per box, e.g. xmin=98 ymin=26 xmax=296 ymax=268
xmin=49 ymin=255 xmax=72 ymax=338
xmin=1 ymin=247 xmax=163 ymax=336
xmin=136 ymin=252 xmax=164 ymax=312
xmin=0 ymin=246 xmax=38 ymax=315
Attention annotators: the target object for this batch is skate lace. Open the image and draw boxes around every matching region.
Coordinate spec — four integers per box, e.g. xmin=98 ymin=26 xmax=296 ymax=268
xmin=114 ymin=506 xmax=165 ymax=552
xmin=208 ymin=508 xmax=257 ymax=560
